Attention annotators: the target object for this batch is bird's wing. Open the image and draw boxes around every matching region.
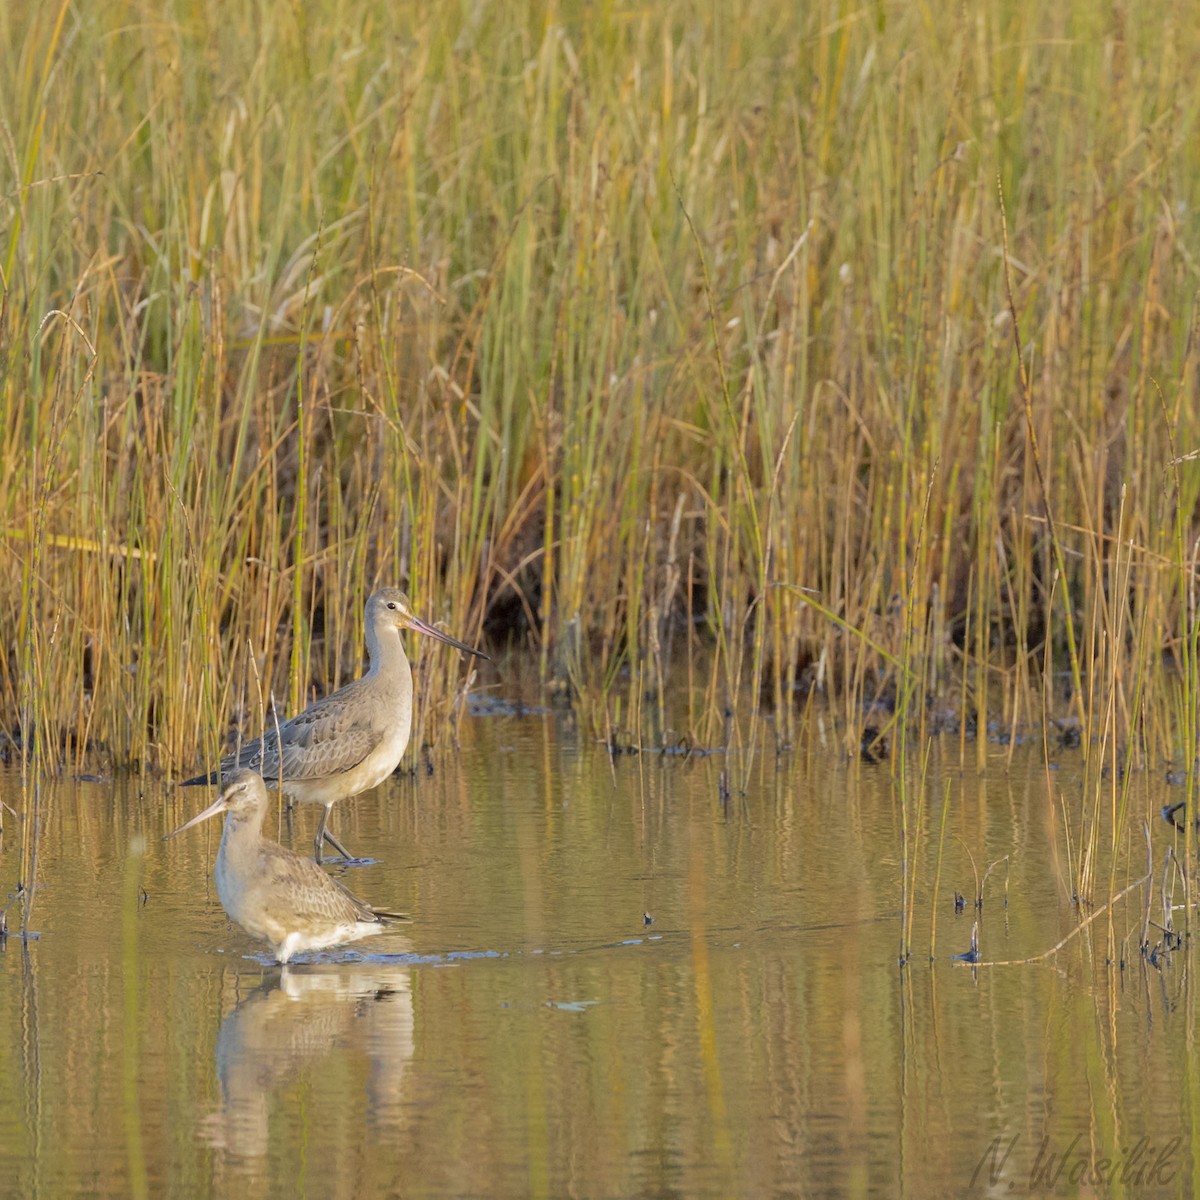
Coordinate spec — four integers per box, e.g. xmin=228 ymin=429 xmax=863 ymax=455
xmin=275 ymin=703 xmax=381 ymax=780
xmin=222 ymin=687 xmax=382 ymax=782
xmin=257 ymin=849 xmax=376 ymax=925
xmin=219 ymin=732 xmax=274 ymax=776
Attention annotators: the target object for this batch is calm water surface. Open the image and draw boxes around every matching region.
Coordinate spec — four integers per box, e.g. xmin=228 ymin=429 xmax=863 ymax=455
xmin=1 ymin=711 xmax=1198 ymax=1197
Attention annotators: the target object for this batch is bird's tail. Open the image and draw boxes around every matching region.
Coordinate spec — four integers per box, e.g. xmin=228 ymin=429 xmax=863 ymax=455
xmin=371 ymin=908 xmax=412 ymax=923
xmin=180 ymin=770 xmax=218 ymax=787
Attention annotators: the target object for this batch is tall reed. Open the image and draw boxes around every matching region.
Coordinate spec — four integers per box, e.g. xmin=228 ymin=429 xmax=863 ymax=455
xmin=0 ymin=0 xmax=1196 ymax=806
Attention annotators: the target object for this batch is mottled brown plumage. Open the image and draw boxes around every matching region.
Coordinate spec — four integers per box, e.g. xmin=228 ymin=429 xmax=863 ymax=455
xmin=166 ymin=769 xmax=410 ymax=963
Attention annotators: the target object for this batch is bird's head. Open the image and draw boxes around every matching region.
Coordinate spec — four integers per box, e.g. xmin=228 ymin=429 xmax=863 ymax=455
xmin=367 ymin=588 xmax=489 ymax=660
xmin=164 ymin=768 xmax=269 ymax=840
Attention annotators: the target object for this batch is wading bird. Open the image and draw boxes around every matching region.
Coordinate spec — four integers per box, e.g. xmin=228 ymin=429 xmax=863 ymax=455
xmin=183 ymin=588 xmax=488 ymax=862
xmin=165 ymin=769 xmax=410 ymax=963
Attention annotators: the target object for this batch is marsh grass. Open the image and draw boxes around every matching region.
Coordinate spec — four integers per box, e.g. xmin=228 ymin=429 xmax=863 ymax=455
xmin=2 ymin=1 xmax=1200 ymax=921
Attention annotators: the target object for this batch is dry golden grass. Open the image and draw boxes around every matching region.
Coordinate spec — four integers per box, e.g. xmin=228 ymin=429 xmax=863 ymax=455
xmin=2 ymin=0 xmax=1198 ymax=844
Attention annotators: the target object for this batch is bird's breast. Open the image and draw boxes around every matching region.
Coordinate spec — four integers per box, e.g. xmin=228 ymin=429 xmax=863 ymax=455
xmin=348 ymin=717 xmax=412 ymax=792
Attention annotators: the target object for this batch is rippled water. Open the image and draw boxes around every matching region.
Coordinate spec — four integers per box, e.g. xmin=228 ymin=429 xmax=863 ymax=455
xmin=1 ymin=711 xmax=1197 ymax=1197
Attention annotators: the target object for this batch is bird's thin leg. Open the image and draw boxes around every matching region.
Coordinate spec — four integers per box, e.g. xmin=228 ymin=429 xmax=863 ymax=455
xmin=322 ymin=826 xmax=356 ymax=862
xmin=313 ymin=805 xmax=355 ymax=863
xmin=313 ymin=806 xmax=329 ymax=863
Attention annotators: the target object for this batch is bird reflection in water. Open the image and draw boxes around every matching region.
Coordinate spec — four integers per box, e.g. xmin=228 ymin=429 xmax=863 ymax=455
xmin=201 ymin=960 xmax=415 ymax=1166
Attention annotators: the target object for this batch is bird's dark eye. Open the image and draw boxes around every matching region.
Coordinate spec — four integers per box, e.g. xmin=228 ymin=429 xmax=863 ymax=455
xmin=387 ymin=602 xmax=397 ymax=610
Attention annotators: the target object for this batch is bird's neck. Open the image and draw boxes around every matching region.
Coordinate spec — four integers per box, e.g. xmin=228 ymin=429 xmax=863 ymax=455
xmin=365 ymin=618 xmax=409 ymax=686
xmin=220 ymin=809 xmax=265 ymax=863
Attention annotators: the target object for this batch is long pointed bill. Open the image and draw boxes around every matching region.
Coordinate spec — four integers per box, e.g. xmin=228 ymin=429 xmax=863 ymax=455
xmin=408 ymin=614 xmax=490 ymax=661
xmin=163 ymin=794 xmax=229 ymax=841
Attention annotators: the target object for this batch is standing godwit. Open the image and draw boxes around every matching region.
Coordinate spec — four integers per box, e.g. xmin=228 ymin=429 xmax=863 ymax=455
xmin=183 ymin=588 xmax=488 ymax=862
xmin=165 ymin=769 xmax=410 ymax=962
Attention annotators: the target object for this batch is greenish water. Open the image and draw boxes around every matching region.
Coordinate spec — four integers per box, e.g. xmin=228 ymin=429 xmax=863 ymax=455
xmin=0 ymin=714 xmax=1196 ymax=1197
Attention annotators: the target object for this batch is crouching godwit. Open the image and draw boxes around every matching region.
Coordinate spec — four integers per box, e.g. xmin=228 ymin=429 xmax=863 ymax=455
xmin=165 ymin=769 xmax=410 ymax=963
